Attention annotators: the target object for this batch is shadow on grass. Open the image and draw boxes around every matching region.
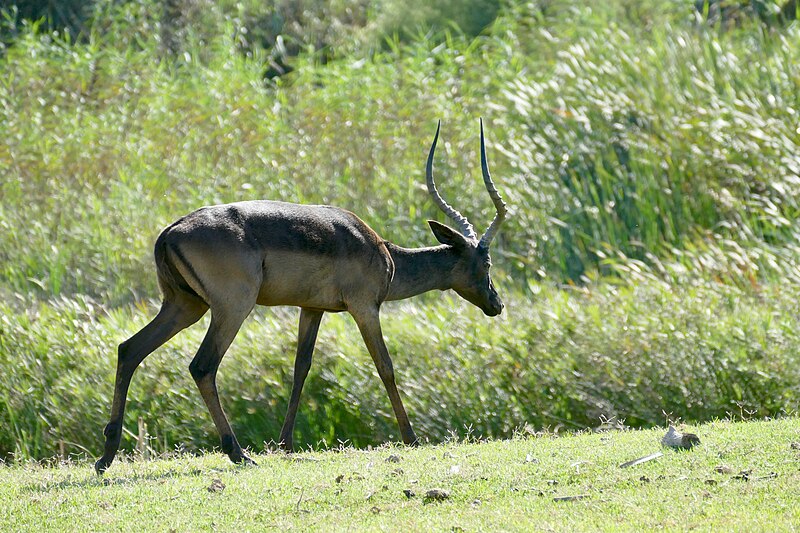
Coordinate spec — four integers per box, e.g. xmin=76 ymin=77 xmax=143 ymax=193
xmin=22 ymin=456 xmax=257 ymax=494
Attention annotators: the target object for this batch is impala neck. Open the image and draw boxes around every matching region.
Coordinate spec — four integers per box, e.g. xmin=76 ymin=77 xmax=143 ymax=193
xmin=384 ymin=242 xmax=459 ymax=301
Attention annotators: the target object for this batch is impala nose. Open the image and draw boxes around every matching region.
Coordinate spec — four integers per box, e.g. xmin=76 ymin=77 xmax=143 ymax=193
xmin=483 ymin=297 xmax=503 ymax=316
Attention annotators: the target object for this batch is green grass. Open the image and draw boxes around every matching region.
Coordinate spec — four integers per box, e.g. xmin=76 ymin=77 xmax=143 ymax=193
xmin=2 ymin=0 xmax=798 ymax=303
xmin=2 ymin=281 xmax=798 ymax=462
xmin=1 ymin=0 xmax=799 ymax=462
xmin=1 ymin=418 xmax=799 ymax=531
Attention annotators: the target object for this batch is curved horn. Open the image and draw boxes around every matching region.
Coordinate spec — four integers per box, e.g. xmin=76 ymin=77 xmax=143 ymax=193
xmin=426 ymin=120 xmax=477 ymax=240
xmin=477 ymin=118 xmax=507 ymax=249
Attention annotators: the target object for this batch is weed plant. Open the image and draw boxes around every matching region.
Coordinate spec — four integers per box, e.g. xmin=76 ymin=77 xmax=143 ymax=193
xmin=0 ymin=0 xmax=798 ymax=460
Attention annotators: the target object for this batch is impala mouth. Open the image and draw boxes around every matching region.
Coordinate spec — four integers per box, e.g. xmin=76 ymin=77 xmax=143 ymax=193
xmin=483 ymin=301 xmax=503 ymax=316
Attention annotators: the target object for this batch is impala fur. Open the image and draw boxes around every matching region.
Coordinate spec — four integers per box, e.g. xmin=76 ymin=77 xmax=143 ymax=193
xmin=95 ymin=120 xmax=508 ymax=474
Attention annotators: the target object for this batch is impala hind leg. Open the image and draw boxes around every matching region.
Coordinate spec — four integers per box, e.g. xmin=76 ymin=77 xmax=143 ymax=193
xmin=189 ymin=302 xmax=256 ymax=465
xmin=351 ymin=307 xmax=418 ymax=446
xmin=279 ymin=308 xmax=324 ymax=451
xmin=96 ymin=295 xmax=208 ymax=474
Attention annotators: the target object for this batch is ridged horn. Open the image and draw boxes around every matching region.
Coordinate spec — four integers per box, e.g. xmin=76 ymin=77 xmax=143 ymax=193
xmin=477 ymin=118 xmax=507 ymax=249
xmin=425 ymin=120 xmax=477 ymax=240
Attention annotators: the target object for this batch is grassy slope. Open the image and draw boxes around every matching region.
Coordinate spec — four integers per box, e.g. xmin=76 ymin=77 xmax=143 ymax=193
xmin=1 ymin=418 xmax=798 ymax=531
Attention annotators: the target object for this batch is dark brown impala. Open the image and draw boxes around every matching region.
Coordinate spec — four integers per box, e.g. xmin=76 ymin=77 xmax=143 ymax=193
xmin=95 ymin=120 xmax=508 ymax=474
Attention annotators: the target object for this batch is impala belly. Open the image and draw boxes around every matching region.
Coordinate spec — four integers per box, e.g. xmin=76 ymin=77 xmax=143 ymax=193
xmin=255 ymin=251 xmax=372 ymax=309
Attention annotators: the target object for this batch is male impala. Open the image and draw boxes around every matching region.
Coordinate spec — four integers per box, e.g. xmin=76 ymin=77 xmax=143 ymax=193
xmin=95 ymin=120 xmax=507 ymax=473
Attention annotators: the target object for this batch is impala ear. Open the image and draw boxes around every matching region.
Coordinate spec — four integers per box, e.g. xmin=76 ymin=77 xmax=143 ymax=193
xmin=428 ymin=220 xmax=469 ymax=250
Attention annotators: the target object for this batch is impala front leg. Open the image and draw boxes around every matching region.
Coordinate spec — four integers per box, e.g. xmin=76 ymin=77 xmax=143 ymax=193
xmin=351 ymin=307 xmax=418 ymax=446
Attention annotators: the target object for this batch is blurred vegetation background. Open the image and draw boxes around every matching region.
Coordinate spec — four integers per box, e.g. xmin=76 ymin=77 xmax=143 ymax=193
xmin=0 ymin=0 xmax=798 ymax=461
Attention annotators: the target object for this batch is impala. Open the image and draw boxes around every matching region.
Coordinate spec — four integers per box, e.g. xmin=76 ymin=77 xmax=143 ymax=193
xmin=95 ymin=120 xmax=508 ymax=474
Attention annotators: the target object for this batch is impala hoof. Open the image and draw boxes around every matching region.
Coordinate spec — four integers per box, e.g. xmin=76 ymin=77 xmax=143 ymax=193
xmin=403 ymin=433 xmax=420 ymax=447
xmin=229 ymin=449 xmax=257 ymax=466
xmin=95 ymin=457 xmax=112 ymax=475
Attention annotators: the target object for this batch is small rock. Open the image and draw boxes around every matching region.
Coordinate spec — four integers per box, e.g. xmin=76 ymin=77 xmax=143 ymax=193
xmin=207 ymin=478 xmax=225 ymax=493
xmin=714 ymin=465 xmax=733 ymax=474
xmin=386 ymin=454 xmax=401 ymax=463
xmin=424 ymin=488 xmax=450 ymax=502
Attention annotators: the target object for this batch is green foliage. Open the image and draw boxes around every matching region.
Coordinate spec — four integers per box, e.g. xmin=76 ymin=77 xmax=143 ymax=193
xmin=493 ymin=1 xmax=800 ymax=283
xmin=0 ymin=0 xmax=798 ymax=461
xmin=1 ymin=282 xmax=798 ymax=461
xmin=370 ymin=0 xmax=501 ymax=40
xmin=0 ymin=0 xmax=93 ymax=42
xmin=2 ymin=0 xmax=798 ymax=301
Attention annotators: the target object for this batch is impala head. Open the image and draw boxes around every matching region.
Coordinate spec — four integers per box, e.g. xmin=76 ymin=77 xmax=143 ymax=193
xmin=426 ymin=119 xmax=508 ymax=316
